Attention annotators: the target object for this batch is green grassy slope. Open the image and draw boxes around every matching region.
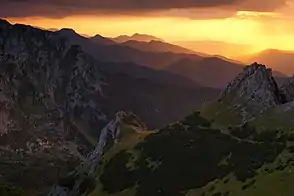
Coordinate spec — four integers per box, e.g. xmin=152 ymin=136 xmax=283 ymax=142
xmin=89 ymin=112 xmax=294 ymax=196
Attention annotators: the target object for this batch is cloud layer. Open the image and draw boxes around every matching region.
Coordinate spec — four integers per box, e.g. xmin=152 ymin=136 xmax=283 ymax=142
xmin=0 ymin=0 xmax=288 ymax=18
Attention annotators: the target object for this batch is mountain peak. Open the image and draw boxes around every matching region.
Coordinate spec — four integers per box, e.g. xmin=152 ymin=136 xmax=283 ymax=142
xmin=90 ymin=34 xmax=116 ymax=45
xmin=112 ymin=33 xmax=164 ymax=43
xmin=56 ymin=28 xmax=83 ymax=40
xmin=223 ymin=63 xmax=273 ymax=95
xmin=58 ymin=28 xmax=77 ymax=34
xmin=217 ymin=63 xmax=284 ymax=122
xmin=92 ymin=34 xmax=104 ymax=38
xmin=131 ymin=33 xmax=164 ymax=42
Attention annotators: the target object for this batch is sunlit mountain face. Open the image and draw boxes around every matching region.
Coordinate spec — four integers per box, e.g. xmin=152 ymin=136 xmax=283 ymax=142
xmin=2 ymin=0 xmax=294 ymax=58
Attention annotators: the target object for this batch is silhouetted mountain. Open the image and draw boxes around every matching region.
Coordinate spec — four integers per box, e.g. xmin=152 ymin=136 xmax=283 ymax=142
xmin=120 ymin=40 xmax=197 ymax=54
xmin=167 ymin=57 xmax=243 ymax=88
xmin=55 ymin=28 xmax=201 ymax=87
xmin=238 ymin=49 xmax=294 ymax=76
xmin=90 ymin=34 xmax=116 ymax=45
xmin=111 ymin=33 xmax=164 ymax=43
xmin=55 ymin=28 xmax=203 ymax=69
xmin=58 ymin=28 xmax=283 ymax=91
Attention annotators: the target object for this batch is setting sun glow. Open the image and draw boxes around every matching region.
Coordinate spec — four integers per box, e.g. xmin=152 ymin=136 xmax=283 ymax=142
xmin=5 ymin=8 xmax=294 ymax=58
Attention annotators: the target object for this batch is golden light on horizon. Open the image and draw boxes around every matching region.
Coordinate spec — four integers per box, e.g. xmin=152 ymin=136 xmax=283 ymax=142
xmin=5 ymin=11 xmax=294 ymax=57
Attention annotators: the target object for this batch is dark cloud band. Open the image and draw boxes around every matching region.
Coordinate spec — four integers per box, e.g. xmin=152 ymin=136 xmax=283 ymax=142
xmin=0 ymin=0 xmax=287 ymax=18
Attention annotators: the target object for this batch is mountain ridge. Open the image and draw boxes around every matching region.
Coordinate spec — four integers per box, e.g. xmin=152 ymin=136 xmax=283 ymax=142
xmin=120 ymin=40 xmax=197 ymax=55
xmin=111 ymin=33 xmax=164 ymax=43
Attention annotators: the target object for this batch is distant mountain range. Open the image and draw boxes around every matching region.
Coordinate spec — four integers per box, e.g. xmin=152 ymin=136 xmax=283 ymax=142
xmin=111 ymin=33 xmax=165 ymax=43
xmin=55 ymin=28 xmax=294 ymax=80
xmin=90 ymin=34 xmax=116 ymax=45
xmin=53 ymin=29 xmax=237 ymax=88
xmin=53 ymin=29 xmax=287 ymax=89
xmin=120 ymin=40 xmax=197 ymax=55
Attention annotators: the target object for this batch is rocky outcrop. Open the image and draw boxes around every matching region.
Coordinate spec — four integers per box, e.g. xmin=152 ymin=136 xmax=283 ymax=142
xmin=280 ymin=76 xmax=294 ymax=102
xmin=87 ymin=111 xmax=124 ymax=174
xmin=219 ymin=63 xmax=285 ymax=121
xmin=48 ymin=111 xmax=145 ymax=196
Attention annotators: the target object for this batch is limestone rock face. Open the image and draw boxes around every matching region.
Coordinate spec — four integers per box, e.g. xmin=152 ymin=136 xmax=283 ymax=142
xmin=219 ymin=63 xmax=284 ymax=121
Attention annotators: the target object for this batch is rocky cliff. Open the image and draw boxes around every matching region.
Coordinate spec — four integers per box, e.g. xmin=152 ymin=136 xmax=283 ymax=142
xmin=203 ymin=63 xmax=287 ymax=125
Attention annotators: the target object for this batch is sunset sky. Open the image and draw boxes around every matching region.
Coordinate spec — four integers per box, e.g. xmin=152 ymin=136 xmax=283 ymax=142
xmin=2 ymin=0 xmax=294 ymax=57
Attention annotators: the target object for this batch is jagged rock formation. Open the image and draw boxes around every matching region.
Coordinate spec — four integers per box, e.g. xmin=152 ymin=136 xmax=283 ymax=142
xmin=202 ymin=63 xmax=289 ymax=125
xmin=219 ymin=63 xmax=285 ymax=121
xmin=280 ymin=76 xmax=294 ymax=102
xmin=48 ymin=111 xmax=145 ymax=196
xmin=221 ymin=63 xmax=283 ymax=106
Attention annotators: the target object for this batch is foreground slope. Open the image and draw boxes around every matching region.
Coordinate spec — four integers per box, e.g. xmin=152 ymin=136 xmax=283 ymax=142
xmin=92 ymin=112 xmax=294 ymax=196
xmin=89 ymin=64 xmax=294 ymax=196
